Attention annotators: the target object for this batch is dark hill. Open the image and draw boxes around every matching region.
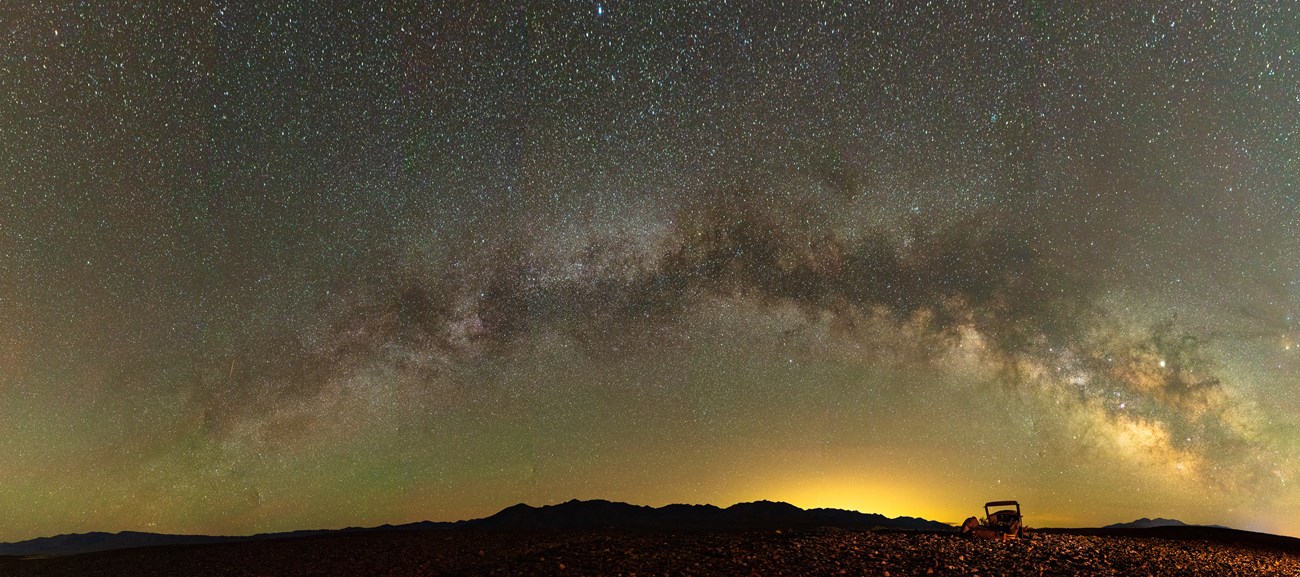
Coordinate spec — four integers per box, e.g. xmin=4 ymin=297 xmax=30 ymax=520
xmin=1104 ymin=517 xmax=1189 ymax=529
xmin=465 ymin=499 xmax=951 ymax=532
xmin=0 ymin=499 xmax=951 ymax=557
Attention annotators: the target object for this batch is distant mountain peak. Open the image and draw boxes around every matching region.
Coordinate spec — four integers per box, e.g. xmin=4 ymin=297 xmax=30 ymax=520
xmin=1104 ymin=518 xmax=1191 ymax=529
xmin=470 ymin=499 xmax=951 ymax=532
xmin=0 ymin=498 xmax=952 ymax=557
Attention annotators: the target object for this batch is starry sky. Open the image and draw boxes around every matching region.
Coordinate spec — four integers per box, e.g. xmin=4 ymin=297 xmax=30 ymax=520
xmin=1 ymin=1 xmax=1297 ymax=541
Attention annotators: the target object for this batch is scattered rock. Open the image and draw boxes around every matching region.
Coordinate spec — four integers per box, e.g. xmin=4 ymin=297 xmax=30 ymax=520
xmin=3 ymin=529 xmax=1298 ymax=576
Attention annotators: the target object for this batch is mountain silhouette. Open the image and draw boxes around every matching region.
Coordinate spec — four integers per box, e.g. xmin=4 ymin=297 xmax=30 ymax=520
xmin=468 ymin=499 xmax=951 ymax=532
xmin=1103 ymin=518 xmax=1229 ymax=530
xmin=1104 ymin=517 xmax=1188 ymax=529
xmin=0 ymin=499 xmax=951 ymax=556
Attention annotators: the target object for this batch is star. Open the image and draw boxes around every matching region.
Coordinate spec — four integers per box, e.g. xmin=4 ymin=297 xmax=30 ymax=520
xmin=0 ymin=0 xmax=1296 ymax=542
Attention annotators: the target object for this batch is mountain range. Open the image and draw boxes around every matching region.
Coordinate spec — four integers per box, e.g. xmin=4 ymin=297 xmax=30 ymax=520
xmin=1104 ymin=517 xmax=1230 ymax=530
xmin=0 ymin=499 xmax=953 ymax=557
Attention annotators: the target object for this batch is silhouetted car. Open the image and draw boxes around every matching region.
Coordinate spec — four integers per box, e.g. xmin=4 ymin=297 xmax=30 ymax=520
xmin=961 ymin=500 xmax=1025 ymax=539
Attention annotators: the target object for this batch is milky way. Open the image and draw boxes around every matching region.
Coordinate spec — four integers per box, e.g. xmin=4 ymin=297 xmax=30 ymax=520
xmin=1 ymin=1 xmax=1297 ymax=540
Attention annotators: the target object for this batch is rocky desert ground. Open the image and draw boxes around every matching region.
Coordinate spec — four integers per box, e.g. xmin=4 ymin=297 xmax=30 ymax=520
xmin=2 ymin=528 xmax=1297 ymax=576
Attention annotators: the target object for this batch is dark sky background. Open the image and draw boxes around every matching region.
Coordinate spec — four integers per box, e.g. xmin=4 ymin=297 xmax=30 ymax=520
xmin=1 ymin=1 xmax=1297 ymax=541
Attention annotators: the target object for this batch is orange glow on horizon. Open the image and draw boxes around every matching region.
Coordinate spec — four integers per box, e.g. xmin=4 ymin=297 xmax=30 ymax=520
xmin=738 ymin=475 xmax=967 ymax=527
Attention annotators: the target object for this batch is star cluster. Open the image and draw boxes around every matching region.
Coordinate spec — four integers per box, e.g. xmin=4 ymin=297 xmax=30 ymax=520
xmin=0 ymin=1 xmax=1297 ymax=540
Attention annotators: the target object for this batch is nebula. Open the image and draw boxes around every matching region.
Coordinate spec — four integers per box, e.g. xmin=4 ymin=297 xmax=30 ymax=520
xmin=1 ymin=1 xmax=1296 ymax=541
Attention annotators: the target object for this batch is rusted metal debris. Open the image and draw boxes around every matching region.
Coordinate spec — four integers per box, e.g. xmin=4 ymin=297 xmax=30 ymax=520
xmin=961 ymin=500 xmax=1028 ymax=540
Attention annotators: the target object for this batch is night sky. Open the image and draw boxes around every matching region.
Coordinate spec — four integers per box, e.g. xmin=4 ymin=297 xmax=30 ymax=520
xmin=1 ymin=1 xmax=1297 ymax=541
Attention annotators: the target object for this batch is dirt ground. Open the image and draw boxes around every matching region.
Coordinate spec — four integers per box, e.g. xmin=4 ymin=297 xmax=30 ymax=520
xmin=3 ymin=528 xmax=1298 ymax=576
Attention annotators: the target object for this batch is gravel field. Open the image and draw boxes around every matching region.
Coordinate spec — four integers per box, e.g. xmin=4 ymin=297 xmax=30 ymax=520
xmin=3 ymin=529 xmax=1298 ymax=576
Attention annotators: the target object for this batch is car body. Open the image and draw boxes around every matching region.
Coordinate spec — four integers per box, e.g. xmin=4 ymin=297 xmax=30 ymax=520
xmin=960 ymin=500 xmax=1025 ymax=539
